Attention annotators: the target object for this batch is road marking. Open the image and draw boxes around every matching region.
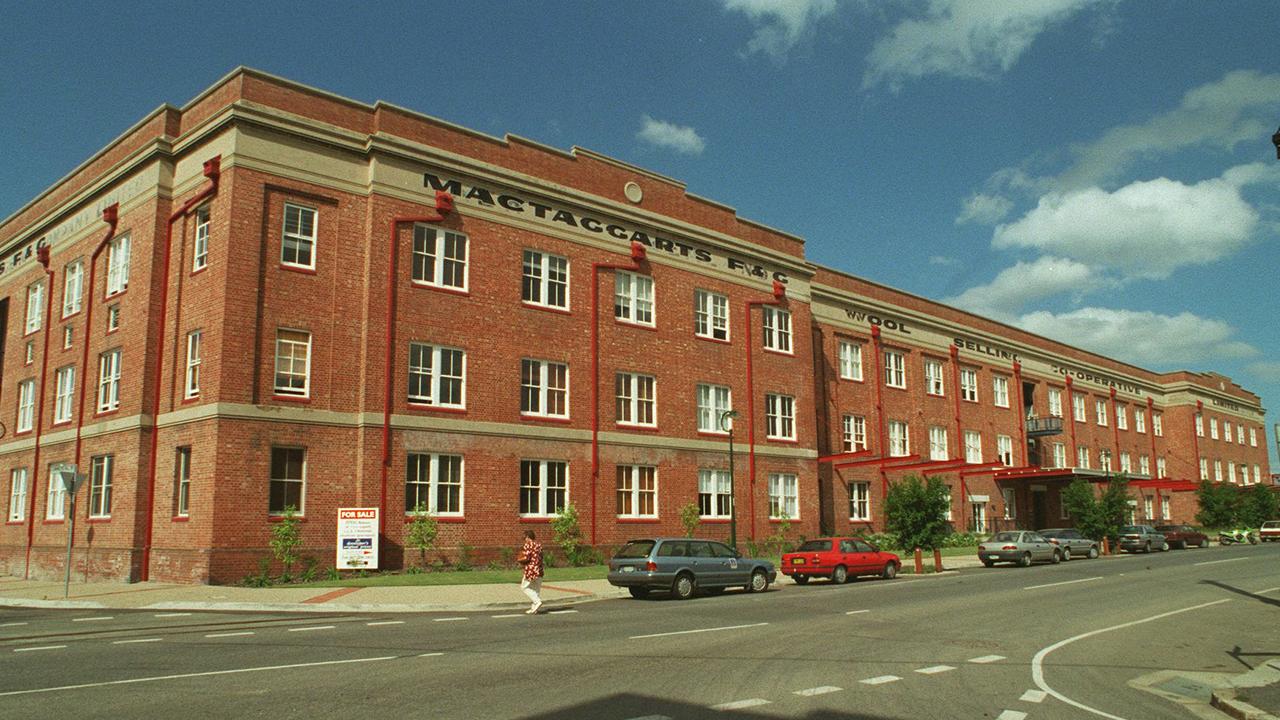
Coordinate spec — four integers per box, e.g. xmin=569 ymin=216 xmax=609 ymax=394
xmin=1032 ymin=598 xmax=1230 ymax=720
xmin=1195 ymin=557 xmax=1248 ymax=566
xmin=418 ymin=652 xmax=444 ymax=658
xmin=845 ymin=609 xmax=870 ymax=615
xmin=915 ymin=665 xmax=955 ymax=674
xmin=205 ymin=631 xmax=254 ymax=638
xmin=491 ymin=614 xmax=525 ymax=618
xmin=547 ymin=609 xmax=578 ymax=614
xmin=996 ymin=711 xmax=1027 ymax=720
xmin=624 ymin=716 xmax=672 ymax=720
xmin=1020 ymin=689 xmax=1047 ymax=702
xmin=1024 ymin=576 xmax=1102 ymax=591
xmin=859 ymin=675 xmax=901 ymax=685
xmin=0 ymin=655 xmax=397 ymax=697
xmin=153 ymin=613 xmax=191 ymax=618
xmin=366 ymin=621 xmax=405 ymax=627
xmin=433 ymin=617 xmax=467 ymax=622
xmin=113 ymin=638 xmax=162 ymax=645
xmin=969 ymin=655 xmax=1005 ymax=663
xmin=794 ymin=686 xmax=842 ymax=696
xmin=14 ymin=645 xmax=66 ymax=653
xmin=72 ymin=616 xmax=114 ymax=622
xmin=1259 ymin=587 xmax=1280 ymax=594
xmin=710 ymin=698 xmax=770 ymax=711
xmin=288 ymin=625 xmax=334 ymax=632
xmin=0 ymin=622 xmax=29 ymax=627
xmin=630 ymin=622 xmax=768 ymax=640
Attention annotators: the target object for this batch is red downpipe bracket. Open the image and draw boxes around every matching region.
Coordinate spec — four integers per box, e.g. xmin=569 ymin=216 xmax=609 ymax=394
xmin=744 ymin=279 xmax=786 ymax=541
xmin=139 ymin=158 xmax=221 ymax=582
xmin=22 ymin=247 xmax=57 ymax=578
xmin=588 ymin=241 xmax=646 ymax=545
xmin=381 ymin=191 xmax=455 ymax=538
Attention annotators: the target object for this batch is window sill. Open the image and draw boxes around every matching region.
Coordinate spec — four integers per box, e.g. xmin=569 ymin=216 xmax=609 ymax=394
xmin=271 ymin=394 xmax=311 ymax=404
xmin=43 ymin=519 xmax=65 ymax=525
xmin=695 ymin=334 xmax=731 ymax=345
xmin=767 ymin=437 xmax=799 ymax=444
xmin=6 ymin=521 xmax=26 ymax=526
xmin=51 ymin=420 xmax=72 ymax=428
xmin=521 ymin=414 xmax=571 ymax=424
xmin=171 ymin=516 xmax=190 ymax=522
xmin=699 ymin=518 xmax=732 ymax=524
xmin=106 ymin=327 xmax=120 ymax=336
xmin=522 ymin=302 xmax=571 ymax=316
xmin=617 ymin=517 xmax=660 ymax=523
xmin=23 ymin=329 xmax=42 ymax=339
xmin=517 ymin=516 xmax=554 ymax=523
xmin=104 ymin=288 xmax=128 ymax=301
xmin=925 ymin=392 xmax=945 ymax=398
xmin=768 ymin=517 xmax=798 ymax=524
xmin=190 ymin=266 xmax=208 ymax=278
xmin=410 ymin=281 xmax=469 ymax=297
xmin=885 ymin=385 xmax=908 ymax=393
xmin=696 ymin=430 xmax=730 ymax=438
xmin=613 ymin=319 xmax=657 ymax=332
xmin=847 ymin=518 xmax=874 ymax=524
xmin=407 ymin=403 xmax=466 ymax=414
xmin=95 ymin=408 xmax=121 ymax=418
xmin=61 ymin=309 xmax=82 ymax=322
xmin=762 ymin=347 xmax=795 ymax=358
xmin=280 ymin=264 xmax=318 ymax=275
xmin=839 ymin=377 xmax=865 ymax=384
xmin=13 ymin=429 xmax=34 ymax=438
xmin=401 ymin=514 xmax=464 ymax=523
xmin=87 ymin=517 xmax=111 ymax=524
xmin=616 ymin=423 xmax=661 ymax=432
xmin=181 ymin=395 xmax=201 ymax=405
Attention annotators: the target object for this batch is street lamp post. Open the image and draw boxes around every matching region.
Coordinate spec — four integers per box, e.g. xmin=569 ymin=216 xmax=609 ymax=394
xmin=720 ymin=410 xmax=740 ymax=549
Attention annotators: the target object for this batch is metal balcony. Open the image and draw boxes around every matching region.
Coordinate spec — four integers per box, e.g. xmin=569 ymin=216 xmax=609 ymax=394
xmin=1025 ymin=415 xmax=1064 ymax=437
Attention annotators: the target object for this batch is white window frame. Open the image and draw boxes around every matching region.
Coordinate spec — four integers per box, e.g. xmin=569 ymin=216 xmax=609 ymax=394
xmin=1117 ymin=405 xmax=1127 ymax=430
xmin=1095 ymin=399 xmax=1108 ymax=426
xmin=1214 ymin=460 xmax=1223 ymax=482
xmin=412 ymin=223 xmax=468 ymax=290
xmin=97 ymin=350 xmax=121 ymax=413
xmin=1161 ymin=494 xmax=1171 ymax=520
xmin=521 ymin=359 xmax=569 ymax=418
xmin=843 ymin=415 xmax=867 ymax=452
xmin=1199 ymin=458 xmax=1209 ymax=481
xmin=1078 ymin=447 xmax=1091 ymax=470
xmin=88 ymin=455 xmax=113 ymax=518
xmin=1073 ymin=393 xmax=1087 ymax=422
xmin=1228 ymin=461 xmax=1236 ymax=484
xmin=996 ymin=434 xmax=1013 ymax=467
xmin=1144 ymin=496 xmax=1153 ymax=521
xmin=1254 ymin=465 xmax=1262 ymax=484
xmin=1052 ymin=442 xmax=1067 ymax=469
xmin=761 ymin=306 xmax=792 ymax=354
xmin=175 ymin=447 xmax=191 ymax=518
xmin=519 ymin=459 xmax=567 ymax=518
xmin=698 ymin=469 xmax=732 ymax=519
xmin=768 ymin=473 xmax=799 ymax=520
xmin=184 ymin=331 xmax=202 ymax=399
xmin=25 ymin=282 xmax=44 ymax=334
xmin=1224 ymin=420 xmax=1232 ymax=443
xmin=765 ymin=393 xmax=795 ymax=440
xmin=17 ymin=379 xmax=36 ymax=433
xmin=1135 ymin=408 xmax=1146 ymax=433
xmin=1210 ymin=418 xmax=1219 ymax=440
xmin=62 ymin=260 xmax=83 ymax=317
xmin=1153 ymin=412 xmax=1163 ymax=437
xmin=193 ymin=205 xmax=210 ymax=271
xmin=616 ymin=464 xmax=657 ymax=518
xmin=63 ymin=326 xmax=73 ymax=350
xmin=1120 ymin=452 xmax=1132 ymax=473
xmin=615 ymin=372 xmax=657 ymax=427
xmin=694 ymin=290 xmax=729 ymax=341
xmin=849 ymin=481 xmax=871 ymax=521
xmin=1195 ymin=413 xmax=1203 ymax=437
xmin=839 ymin=341 xmax=863 ymax=381
xmin=924 ymin=359 xmax=944 ymax=396
xmin=106 ymin=304 xmax=120 ymax=333
xmin=1002 ymin=487 xmax=1016 ymax=520
xmin=46 ymin=466 xmax=66 ymax=520
xmin=522 ymin=249 xmax=569 ymax=310
xmin=614 ymin=271 xmax=654 ymax=326
xmin=106 ymin=233 xmax=130 ymax=296
xmin=1139 ymin=455 xmax=1150 ymax=476
xmin=964 ymin=430 xmax=982 ymax=464
xmin=960 ymin=368 xmax=978 ymax=402
xmin=883 ymin=350 xmax=906 ymax=389
xmin=1236 ymin=424 xmax=1245 ymax=444
xmin=1048 ymin=388 xmax=1062 ymax=418
xmin=281 ymin=204 xmax=317 ymax=270
xmin=1100 ymin=450 xmax=1113 ymax=473
xmin=928 ymin=426 xmax=948 ymax=461
xmin=273 ymin=329 xmax=311 ymax=398
xmin=405 ymin=452 xmax=464 ymax=517
xmin=888 ymin=420 xmax=910 ymax=457
xmin=1249 ymin=427 xmax=1258 ymax=447
xmin=407 ymin=342 xmax=466 ymax=408
xmin=8 ymin=468 xmax=28 ymax=523
xmin=53 ymin=366 xmax=74 ymax=424
xmin=993 ymin=376 xmax=1009 ymax=408
xmin=696 ymin=384 xmax=732 ymax=434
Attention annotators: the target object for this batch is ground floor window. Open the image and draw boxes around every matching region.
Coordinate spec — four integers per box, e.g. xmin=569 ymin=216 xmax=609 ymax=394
xmin=971 ymin=502 xmax=987 ymax=533
xmin=8 ymin=468 xmax=28 ymax=522
xmin=698 ymin=469 xmax=732 ymax=518
xmin=849 ymin=481 xmax=870 ymax=521
xmin=768 ymin=473 xmax=798 ymax=520
xmin=406 ymin=453 xmax=463 ymax=516
xmin=519 ymin=459 xmax=566 ymax=517
xmin=269 ymin=447 xmax=306 ymax=514
xmin=616 ymin=465 xmax=657 ymax=517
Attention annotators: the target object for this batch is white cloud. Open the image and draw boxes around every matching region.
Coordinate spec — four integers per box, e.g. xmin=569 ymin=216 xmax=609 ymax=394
xmin=956 ymin=192 xmax=1014 ymax=225
xmin=721 ymin=0 xmax=838 ymax=59
xmin=992 ymin=164 xmax=1278 ymax=280
xmin=1016 ymin=307 xmax=1259 ymax=366
xmin=1245 ymin=361 xmax=1280 ymax=384
xmin=862 ymin=0 xmax=1104 ymax=91
xmin=945 ymin=256 xmax=1100 ymax=321
xmin=636 ymin=115 xmax=706 ymax=155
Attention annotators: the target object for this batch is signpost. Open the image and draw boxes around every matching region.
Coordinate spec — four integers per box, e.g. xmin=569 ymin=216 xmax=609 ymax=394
xmin=51 ymin=463 xmax=86 ymax=598
xmin=336 ymin=508 xmax=379 ymax=570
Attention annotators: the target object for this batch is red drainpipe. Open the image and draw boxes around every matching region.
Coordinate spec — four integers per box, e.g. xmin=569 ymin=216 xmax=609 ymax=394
xmin=1013 ymin=362 xmax=1026 ymax=466
xmin=139 ymin=157 xmax=221 ymax=581
xmin=588 ymin=242 xmax=647 ymax=545
xmin=744 ymin=280 xmax=786 ymax=541
xmin=1110 ymin=387 xmax=1121 ymax=466
xmin=72 ymin=204 xmax=119 ymax=470
xmin=21 ymin=246 xmax=57 ymax=578
xmin=380 ymin=191 xmax=455 ymax=538
xmin=868 ymin=326 xmax=890 ymax=505
xmin=1065 ymin=376 xmax=1078 ymax=463
xmin=1188 ymin=399 xmax=1201 ymax=481
xmin=950 ymin=345 xmax=967 ymax=531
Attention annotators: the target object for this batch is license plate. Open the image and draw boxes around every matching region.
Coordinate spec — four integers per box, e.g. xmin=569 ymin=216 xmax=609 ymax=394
xmin=792 ymin=558 xmax=805 ymax=565
xmin=622 ymin=566 xmax=635 ymax=573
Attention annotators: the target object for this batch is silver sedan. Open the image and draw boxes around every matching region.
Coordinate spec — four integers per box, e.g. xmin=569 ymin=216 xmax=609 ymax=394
xmin=978 ymin=531 xmax=1062 ymax=567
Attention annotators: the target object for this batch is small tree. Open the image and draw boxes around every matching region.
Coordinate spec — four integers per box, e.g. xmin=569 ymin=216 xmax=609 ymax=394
xmin=678 ymin=502 xmax=701 ymax=538
xmin=1239 ymin=485 xmax=1279 ymax=528
xmin=1195 ymin=480 xmax=1241 ymax=529
xmin=406 ymin=503 xmax=439 ymax=569
xmin=269 ymin=505 xmax=302 ymax=581
xmin=1062 ymin=479 xmax=1103 ymax=539
xmin=1096 ymin=475 xmax=1132 ymax=543
xmin=884 ymin=474 xmax=951 ymax=552
xmin=552 ymin=502 xmax=589 ymax=566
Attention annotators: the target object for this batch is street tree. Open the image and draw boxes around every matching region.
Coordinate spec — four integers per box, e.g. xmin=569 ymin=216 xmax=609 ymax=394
xmin=884 ymin=474 xmax=951 ymax=552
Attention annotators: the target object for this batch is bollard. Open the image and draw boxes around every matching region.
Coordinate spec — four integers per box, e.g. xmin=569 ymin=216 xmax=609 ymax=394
xmin=933 ymin=547 xmax=943 ymax=573
xmin=1102 ymin=537 xmax=1110 ymax=556
xmin=913 ymin=548 xmax=924 ymax=574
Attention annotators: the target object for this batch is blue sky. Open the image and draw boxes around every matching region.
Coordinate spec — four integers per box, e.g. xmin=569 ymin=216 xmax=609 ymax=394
xmin=2 ymin=1 xmax=1278 ymax=465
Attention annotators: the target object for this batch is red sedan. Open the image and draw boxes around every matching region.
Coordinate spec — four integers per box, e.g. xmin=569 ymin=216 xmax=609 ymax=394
xmin=780 ymin=537 xmax=901 ymax=584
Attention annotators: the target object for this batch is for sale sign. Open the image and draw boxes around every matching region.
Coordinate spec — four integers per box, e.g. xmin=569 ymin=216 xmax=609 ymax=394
xmin=336 ymin=508 xmax=379 ymax=570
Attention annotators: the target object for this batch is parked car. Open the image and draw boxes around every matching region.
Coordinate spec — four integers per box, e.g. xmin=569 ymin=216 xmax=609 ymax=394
xmin=607 ymin=538 xmax=776 ymax=600
xmin=780 ymin=537 xmax=901 ymax=584
xmin=1117 ymin=525 xmax=1168 ymax=553
xmin=1154 ymin=524 xmax=1208 ymax=549
xmin=977 ymin=531 xmax=1061 ymax=567
xmin=1260 ymin=521 xmax=1280 ymax=543
xmin=1036 ymin=528 xmax=1099 ymax=560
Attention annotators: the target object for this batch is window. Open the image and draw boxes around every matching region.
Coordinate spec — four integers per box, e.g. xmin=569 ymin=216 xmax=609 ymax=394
xmin=17 ymin=379 xmax=35 ymax=433
xmin=996 ymin=435 xmax=1013 ymax=467
xmin=696 ymin=384 xmax=732 ymax=434
xmin=407 ymin=343 xmax=466 ymax=407
xmin=193 ymin=205 xmax=210 ymax=271
xmin=842 ymin=415 xmax=867 ymax=452
xmin=1120 ymin=452 xmax=1131 ymax=473
xmin=960 ymin=368 xmax=978 ymax=402
xmin=62 ymin=260 xmax=83 ymax=317
xmin=106 ymin=304 xmax=120 ymax=332
xmin=8 ymin=468 xmax=28 ymax=522
xmin=1100 ymin=450 xmax=1113 ymax=473
xmin=521 ymin=359 xmax=568 ymax=418
xmin=924 ymin=359 xmax=944 ymax=396
xmin=273 ymin=330 xmax=311 ymax=397
xmin=184 ymin=331 xmax=202 ymax=399
xmin=1161 ymin=494 xmax=1171 ymax=520
xmin=698 ymin=469 xmax=732 ymax=518
xmin=412 ymin=224 xmax=468 ymax=290
xmin=1139 ymin=455 xmax=1150 ymax=476
xmin=522 ymin=250 xmax=568 ymax=309
xmin=53 ymin=366 xmax=74 ymax=424
xmin=1195 ymin=413 xmax=1203 ymax=437
xmin=281 ymin=204 xmax=316 ymax=269
xmin=1199 ymin=458 xmax=1209 ymax=481
xmin=768 ymin=473 xmax=798 ymax=519
xmin=25 ymin=282 xmax=44 ymax=334
xmin=765 ymin=394 xmax=796 ymax=440
xmin=614 ymin=271 xmax=654 ymax=326
xmin=1144 ymin=496 xmax=1153 ymax=520
xmin=519 ymin=460 xmax=567 ymax=517
xmin=888 ymin=420 xmax=910 ymax=457
xmin=1153 ymin=413 xmax=1163 ymax=436
xmin=1254 ymin=465 xmax=1262 ymax=485
xmin=616 ymin=373 xmax=656 ymax=426
xmin=1214 ymin=460 xmax=1223 ymax=482
xmin=270 ymin=447 xmax=307 ymax=514
xmin=929 ymin=426 xmax=948 ymax=461
xmin=1077 ymin=447 xmax=1090 ymax=470
xmin=88 ymin=455 xmax=113 ymax=518
xmin=1073 ymin=393 xmax=1087 ymax=422
xmin=1250 ymin=427 xmax=1258 ymax=447
xmin=1002 ymin=488 xmax=1016 ymax=520
xmin=694 ymin=290 xmax=729 ymax=341
xmin=1095 ymin=399 xmax=1108 ymax=426
xmin=1052 ymin=442 xmax=1066 ymax=468
xmin=106 ymin=234 xmax=130 ymax=295
xmin=942 ymin=486 xmax=953 ymax=521
xmin=405 ymin=453 xmax=464 ymax=516
xmin=838 ymin=341 xmax=863 ymax=381
xmin=1236 ymin=424 xmax=1245 ymax=444
xmin=761 ymin=306 xmax=792 ymax=353
xmin=849 ymin=481 xmax=871 ymax=521
xmin=964 ymin=430 xmax=982 ymax=464
xmin=1228 ymin=461 xmax=1236 ymax=483
xmin=1117 ymin=405 xmax=1127 ymax=430
xmin=1157 ymin=457 xmax=1169 ymax=479
xmin=616 ymin=465 xmax=657 ymax=517
xmin=1224 ymin=421 xmax=1232 ymax=443
xmin=993 ymin=376 xmax=1009 ymax=408
xmin=175 ymin=447 xmax=191 ymax=517
xmin=24 ymin=342 xmax=33 ymax=364
xmin=46 ymin=466 xmax=66 ymax=520
xmin=63 ymin=326 xmax=73 ymax=350
xmin=883 ymin=350 xmax=906 ymax=389
xmin=1210 ymin=418 xmax=1219 ymax=439
xmin=1048 ymin=388 xmax=1062 ymax=418
xmin=1135 ymin=407 xmax=1146 ymax=433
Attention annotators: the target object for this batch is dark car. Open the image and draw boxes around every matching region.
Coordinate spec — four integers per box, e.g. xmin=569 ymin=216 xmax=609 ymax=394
xmin=1154 ymin=524 xmax=1208 ymax=549
xmin=1037 ymin=528 xmax=1099 ymax=560
xmin=780 ymin=537 xmax=900 ymax=584
xmin=607 ymin=538 xmax=776 ymax=600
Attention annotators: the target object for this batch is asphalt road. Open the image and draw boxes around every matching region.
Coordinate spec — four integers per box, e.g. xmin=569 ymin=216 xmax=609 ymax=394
xmin=2 ymin=542 xmax=1279 ymax=720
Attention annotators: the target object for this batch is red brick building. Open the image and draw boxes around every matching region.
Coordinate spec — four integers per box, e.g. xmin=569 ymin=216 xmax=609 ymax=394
xmin=0 ymin=68 xmax=1270 ymax=584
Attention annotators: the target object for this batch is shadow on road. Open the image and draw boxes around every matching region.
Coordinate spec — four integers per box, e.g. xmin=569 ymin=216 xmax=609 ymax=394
xmin=522 ymin=693 xmax=896 ymax=720
xmin=1200 ymin=580 xmax=1280 ymax=609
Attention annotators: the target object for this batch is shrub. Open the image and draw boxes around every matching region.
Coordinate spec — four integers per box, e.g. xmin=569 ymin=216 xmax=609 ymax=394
xmin=453 ymin=543 xmax=474 ymax=572
xmin=325 ymin=567 xmax=340 ymax=582
xmin=941 ymin=531 xmax=981 ymax=548
xmin=298 ymin=556 xmax=319 ymax=583
xmin=553 ymin=503 xmax=596 ymax=566
xmin=498 ymin=546 xmax=516 ymax=567
xmin=1064 ymin=476 xmax=1131 ymax=542
xmin=765 ymin=516 xmax=793 ymax=556
xmin=1239 ymin=485 xmax=1279 ymax=528
xmin=679 ymin=502 xmax=701 ymax=538
xmin=884 ymin=474 xmax=951 ymax=551
xmin=243 ymin=557 xmax=273 ymax=587
xmin=864 ymin=532 xmax=899 ymax=551
xmin=406 ymin=503 xmax=439 ymax=568
xmin=1195 ymin=480 xmax=1241 ymax=528
xmin=269 ymin=505 xmax=302 ymax=580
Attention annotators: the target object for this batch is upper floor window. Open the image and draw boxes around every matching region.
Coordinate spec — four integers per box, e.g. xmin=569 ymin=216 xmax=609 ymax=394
xmin=522 ymin=250 xmax=568 ymax=309
xmin=1072 ymin=393 xmax=1086 ymax=423
xmin=765 ymin=393 xmax=795 ymax=440
xmin=761 ymin=306 xmax=792 ymax=353
xmin=1117 ymin=405 xmax=1128 ymax=430
xmin=960 ymin=368 xmax=978 ymax=402
xmin=1250 ymin=427 xmax=1258 ymax=447
xmin=838 ymin=341 xmax=863 ymax=381
xmin=1213 ymin=460 xmax=1223 ymax=482
xmin=1119 ymin=452 xmax=1132 ymax=473
xmin=406 ymin=452 xmax=463 ymax=516
xmin=184 ymin=331 xmax=202 ymax=399
xmin=1135 ymin=407 xmax=1146 ymax=433
xmin=1209 ymin=418 xmax=1219 ymax=439
xmin=53 ymin=366 xmax=75 ymax=424
xmin=273 ymin=329 xmax=311 ymax=398
xmin=106 ymin=304 xmax=121 ymax=333
xmin=1048 ymin=388 xmax=1063 ymax=418
xmin=924 ymin=359 xmax=944 ymax=396
xmin=520 ymin=459 xmax=567 ymax=517
xmin=928 ymin=426 xmax=948 ymax=461
xmin=175 ymin=447 xmax=191 ymax=518
xmin=964 ymin=430 xmax=982 ymax=464
xmin=1195 ymin=413 xmax=1203 ymax=437
xmin=887 ymin=420 xmax=910 ymax=457
xmin=1095 ymin=399 xmax=1108 ymax=426
xmin=16 ymin=379 xmax=36 ymax=433
xmin=694 ymin=290 xmax=729 ymax=341
xmin=281 ymin=204 xmax=317 ymax=269
xmin=614 ymin=272 xmax=654 ymax=326
xmin=1139 ymin=455 xmax=1150 ymax=475
xmin=521 ymin=359 xmax=568 ymax=418
xmin=996 ymin=434 xmax=1013 ymax=467
xmin=696 ymin=384 xmax=732 ymax=434
xmin=849 ymin=481 xmax=871 ymax=521
xmin=616 ymin=372 xmax=656 ymax=426
xmin=1199 ymin=457 xmax=1208 ymax=481
xmin=1236 ymin=424 xmax=1245 ymax=444
xmin=1099 ymin=450 xmax=1113 ymax=473
xmin=46 ymin=466 xmax=66 ymax=520
xmin=193 ymin=205 xmax=210 ymax=271
xmin=1052 ymin=442 xmax=1067 ymax=469
xmin=106 ymin=234 xmax=130 ymax=296
xmin=412 ymin=224 xmax=468 ymax=290
xmin=62 ymin=260 xmax=83 ymax=317
xmin=843 ymin=415 xmax=867 ymax=452
xmin=1077 ymin=446 xmax=1090 ymax=469
xmin=25 ymin=282 xmax=44 ymax=334
xmin=992 ymin=376 xmax=1009 ymax=408
xmin=97 ymin=349 xmax=121 ymax=413
xmin=883 ymin=350 xmax=906 ymax=389
xmin=1152 ymin=412 xmax=1163 ymax=436
xmin=407 ymin=342 xmax=466 ymax=408
xmin=1223 ymin=420 xmax=1232 ymax=442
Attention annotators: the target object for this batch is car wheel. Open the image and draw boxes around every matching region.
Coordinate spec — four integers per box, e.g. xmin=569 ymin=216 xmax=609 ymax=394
xmin=1198 ymin=539 xmax=1207 ymax=548
xmin=672 ymin=573 xmax=696 ymax=600
xmin=981 ymin=559 xmax=995 ymax=568
xmin=1062 ymin=547 xmax=1072 ymax=562
xmin=1160 ymin=541 xmax=1169 ymax=552
xmin=628 ymin=587 xmax=650 ymax=599
xmin=748 ymin=569 xmax=769 ymax=593
xmin=1019 ymin=552 xmax=1032 ymax=567
xmin=1051 ymin=550 xmax=1061 ymax=564
xmin=831 ymin=565 xmax=848 ymax=584
xmin=1144 ymin=541 xmax=1151 ymax=554
xmin=792 ymin=575 xmax=809 ymax=585
xmin=881 ymin=562 xmax=897 ymax=579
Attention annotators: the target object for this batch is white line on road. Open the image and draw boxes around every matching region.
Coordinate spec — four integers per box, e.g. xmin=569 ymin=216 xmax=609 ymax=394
xmin=630 ymin=622 xmax=768 ymax=640
xmin=366 ymin=621 xmax=405 ymax=626
xmin=205 ymin=631 xmax=255 ymax=638
xmin=112 ymin=638 xmax=162 ymax=645
xmin=71 ymin=616 xmax=114 ymax=622
xmin=14 ymin=645 xmax=66 ymax=653
xmin=491 ymin=614 xmax=525 ymax=618
xmin=859 ymin=675 xmax=901 ymax=685
xmin=547 ymin=609 xmax=578 ymax=614
xmin=1024 ymin=576 xmax=1102 ymax=591
xmin=153 ymin=613 xmax=192 ymax=618
xmin=1194 ymin=557 xmax=1248 ymax=566
xmin=418 ymin=652 xmax=444 ymax=658
xmin=996 ymin=711 xmax=1027 ymax=720
xmin=0 ymin=655 xmax=397 ymax=697
xmin=968 ymin=655 xmax=1005 ymax=664
xmin=845 ymin=609 xmax=870 ymax=615
xmin=794 ymin=686 xmax=842 ymax=696
xmin=915 ymin=665 xmax=955 ymax=674
xmin=710 ymin=698 xmax=770 ymax=711
xmin=624 ymin=716 xmax=672 ymax=720
xmin=0 ymin=622 xmax=29 ymax=627
xmin=433 ymin=617 xmax=467 ymax=622
xmin=1020 ymin=689 xmax=1047 ymax=703
xmin=1259 ymin=587 xmax=1280 ymax=595
xmin=1031 ymin=598 xmax=1230 ymax=720
xmin=288 ymin=625 xmax=334 ymax=632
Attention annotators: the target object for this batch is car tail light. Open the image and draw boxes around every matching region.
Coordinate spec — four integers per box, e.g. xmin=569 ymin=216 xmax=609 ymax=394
xmin=1002 ymin=545 xmax=1018 ymax=550
xmin=645 ymin=561 xmax=658 ymax=571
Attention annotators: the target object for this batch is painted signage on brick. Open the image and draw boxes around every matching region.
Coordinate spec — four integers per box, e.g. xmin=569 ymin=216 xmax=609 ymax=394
xmin=842 ymin=306 xmax=912 ymax=334
xmin=1050 ymin=364 xmax=1144 ymax=396
xmin=953 ymin=336 xmax=1019 ymax=363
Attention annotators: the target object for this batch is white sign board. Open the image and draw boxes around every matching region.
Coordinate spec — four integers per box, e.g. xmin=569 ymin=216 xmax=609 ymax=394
xmin=336 ymin=508 xmax=379 ymax=570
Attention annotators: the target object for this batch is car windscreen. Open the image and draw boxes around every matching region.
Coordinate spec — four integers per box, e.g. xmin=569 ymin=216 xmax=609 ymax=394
xmin=614 ymin=540 xmax=655 ymax=559
xmin=990 ymin=532 xmax=1019 ymax=542
xmin=1119 ymin=526 xmax=1143 ymax=534
xmin=1039 ymin=528 xmax=1064 ymax=536
xmin=1263 ymin=521 xmax=1280 ymax=529
xmin=796 ymin=540 xmax=831 ymax=552
xmin=1154 ymin=526 xmax=1178 ymax=532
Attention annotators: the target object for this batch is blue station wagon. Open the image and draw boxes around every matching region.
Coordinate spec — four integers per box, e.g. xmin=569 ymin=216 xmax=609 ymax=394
xmin=607 ymin=537 xmax=777 ymax=600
